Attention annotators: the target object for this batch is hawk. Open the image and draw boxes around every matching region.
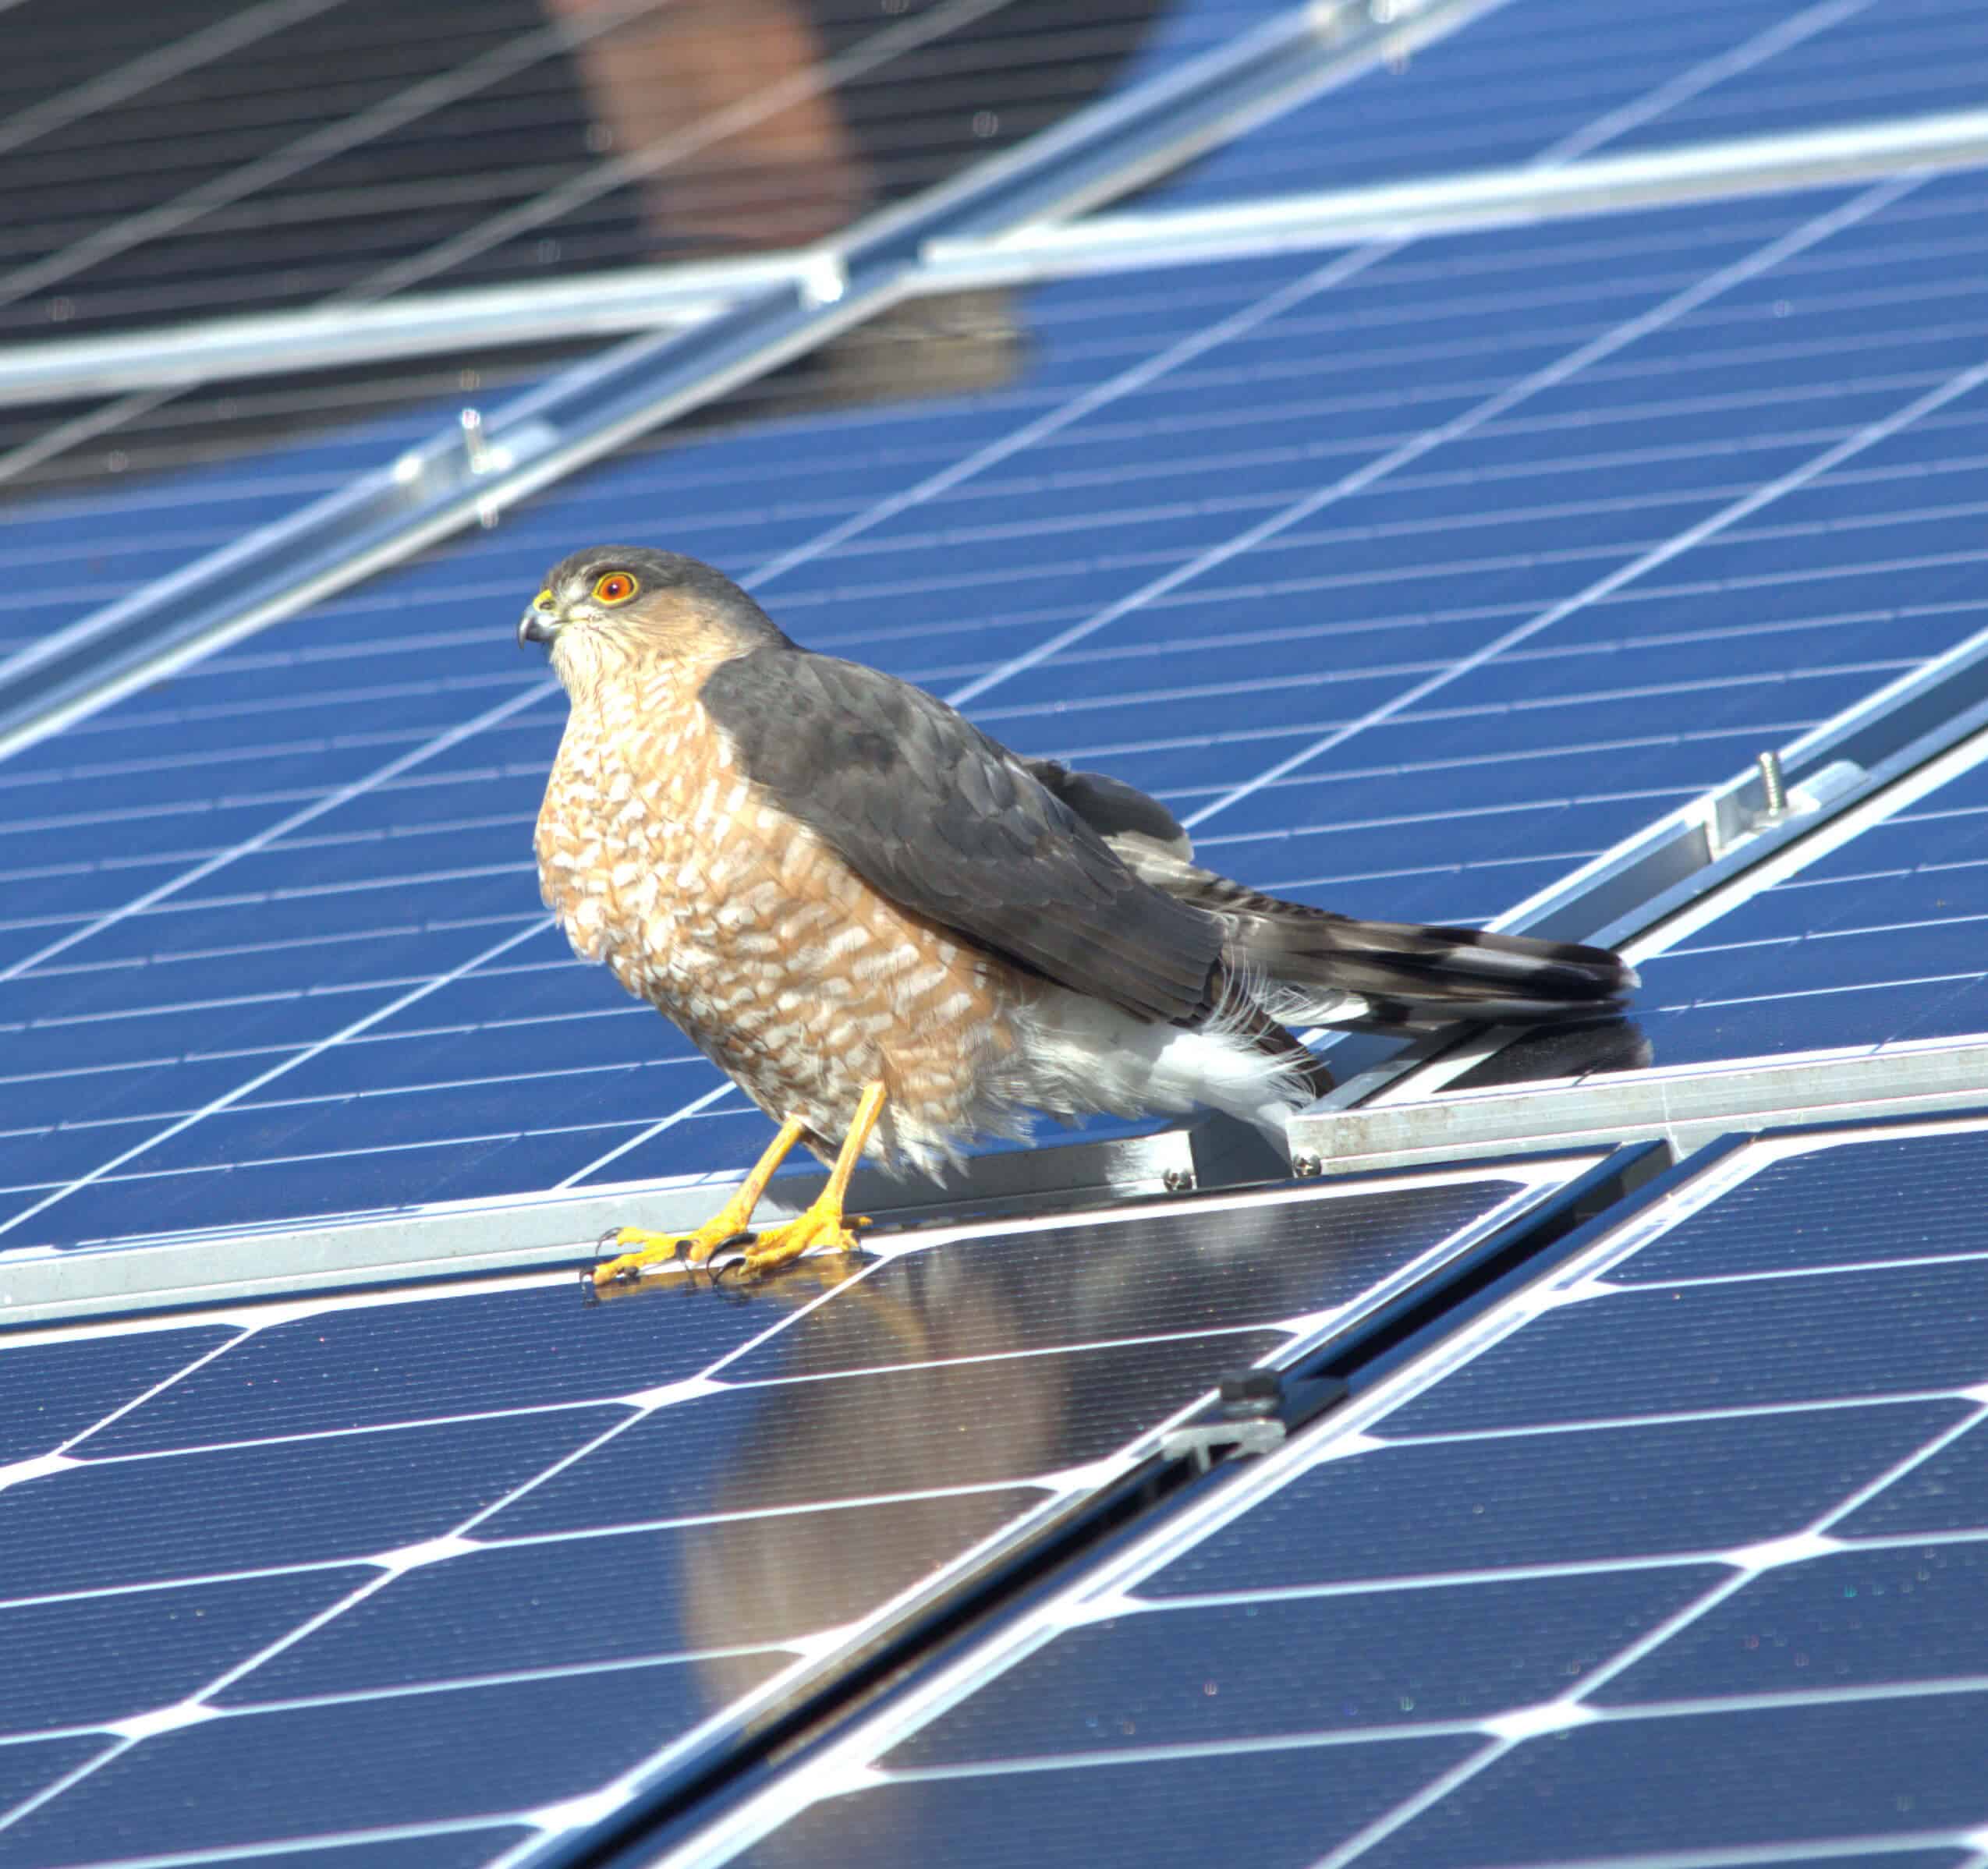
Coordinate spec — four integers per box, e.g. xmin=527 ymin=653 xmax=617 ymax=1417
xmin=520 ymin=547 xmax=1634 ymax=1283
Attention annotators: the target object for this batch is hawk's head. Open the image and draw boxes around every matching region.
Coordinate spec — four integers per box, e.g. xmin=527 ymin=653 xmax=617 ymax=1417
xmin=519 ymin=546 xmax=787 ymax=692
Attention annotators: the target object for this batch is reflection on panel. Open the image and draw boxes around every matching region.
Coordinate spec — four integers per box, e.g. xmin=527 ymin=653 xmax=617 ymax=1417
xmin=706 ymin=1113 xmax=1988 ymax=1869
xmin=2 ymin=0 xmax=1216 ymax=344
xmin=0 ymin=1159 xmax=1572 ymax=1864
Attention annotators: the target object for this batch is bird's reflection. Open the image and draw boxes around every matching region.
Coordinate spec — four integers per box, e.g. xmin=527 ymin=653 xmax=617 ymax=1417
xmin=654 ymin=1186 xmax=1458 ymax=1701
xmin=574 ymin=1077 xmax=1602 ymax=1732
xmin=680 ymin=1250 xmax=1065 ymax=1704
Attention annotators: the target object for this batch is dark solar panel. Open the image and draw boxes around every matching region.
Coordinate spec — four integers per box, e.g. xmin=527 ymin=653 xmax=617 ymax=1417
xmin=9 ymin=166 xmax=1988 ymax=1251
xmin=710 ymin=1114 xmax=1988 ymax=1869
xmin=0 ymin=1161 xmax=1571 ymax=1863
xmin=1156 ymin=0 xmax=1988 ymax=209
xmin=2 ymin=0 xmax=1234 ymax=343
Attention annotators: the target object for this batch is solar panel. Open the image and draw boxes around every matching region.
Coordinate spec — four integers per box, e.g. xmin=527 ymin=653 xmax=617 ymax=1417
xmin=12 ymin=9 xmax=1988 ymax=1869
xmin=9 ymin=158 xmax=1988 ymax=1252
xmin=0 ymin=1156 xmax=1593 ymax=1864
xmin=0 ymin=349 xmax=595 ymax=674
xmin=2 ymin=0 xmax=1226 ymax=344
xmin=702 ymin=1113 xmax=1988 ymax=1869
xmin=1622 ymin=748 xmax=1988 ymax=1067
xmin=1156 ymin=0 xmax=1988 ymax=210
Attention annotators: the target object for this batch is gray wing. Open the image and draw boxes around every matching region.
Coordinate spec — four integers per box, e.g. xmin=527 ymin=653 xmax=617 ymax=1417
xmin=1021 ymin=758 xmax=1195 ymax=863
xmin=698 ymin=650 xmax=1221 ymax=1023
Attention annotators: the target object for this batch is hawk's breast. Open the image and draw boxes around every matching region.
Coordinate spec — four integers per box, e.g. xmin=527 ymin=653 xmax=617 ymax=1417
xmin=533 ymin=664 xmax=1024 ymax=1159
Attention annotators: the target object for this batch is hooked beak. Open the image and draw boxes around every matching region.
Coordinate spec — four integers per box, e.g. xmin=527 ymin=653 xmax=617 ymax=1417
xmin=519 ymin=594 xmax=559 ymax=651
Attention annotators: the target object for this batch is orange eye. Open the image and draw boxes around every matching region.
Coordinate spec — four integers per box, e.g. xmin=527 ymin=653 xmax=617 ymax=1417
xmin=593 ymin=572 xmax=637 ymax=604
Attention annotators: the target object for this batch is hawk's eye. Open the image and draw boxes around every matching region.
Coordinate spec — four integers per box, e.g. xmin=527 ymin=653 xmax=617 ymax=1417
xmin=594 ymin=572 xmax=637 ymax=605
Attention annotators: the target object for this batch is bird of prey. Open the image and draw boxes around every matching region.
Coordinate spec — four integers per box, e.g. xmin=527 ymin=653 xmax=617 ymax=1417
xmin=520 ymin=547 xmax=1635 ymax=1283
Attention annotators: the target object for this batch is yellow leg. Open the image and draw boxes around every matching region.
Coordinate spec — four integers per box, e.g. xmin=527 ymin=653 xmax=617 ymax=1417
xmin=592 ymin=1114 xmax=807 ymax=1287
xmin=728 ymin=1081 xmax=887 ymax=1278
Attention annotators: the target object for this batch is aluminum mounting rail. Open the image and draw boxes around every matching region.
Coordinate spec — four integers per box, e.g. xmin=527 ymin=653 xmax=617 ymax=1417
xmin=0 ymin=0 xmax=1504 ymax=761
xmin=0 ymin=262 xmax=779 ymax=408
xmin=14 ymin=105 xmax=1985 ymax=409
xmin=924 ymin=107 xmax=1988 ymax=281
xmin=1297 ymin=1033 xmax=1988 ymax=1177
xmin=0 ymin=1121 xmax=1277 ymax=1331
xmin=1289 ymin=619 xmax=1988 ymax=1163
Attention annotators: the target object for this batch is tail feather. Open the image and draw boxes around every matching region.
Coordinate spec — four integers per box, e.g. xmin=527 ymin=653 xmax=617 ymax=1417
xmin=1119 ymin=851 xmax=1635 ymax=1035
xmin=1031 ymin=757 xmax=1635 ymax=1040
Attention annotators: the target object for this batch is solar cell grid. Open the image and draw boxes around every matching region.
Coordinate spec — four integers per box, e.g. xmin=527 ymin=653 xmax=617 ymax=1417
xmin=1625 ymin=745 xmax=1988 ymax=1069
xmin=0 ymin=356 xmax=583 ymax=667
xmin=1157 ymin=0 xmax=1988 ymax=210
xmin=11 ymin=9 xmax=1988 ymax=1868
xmin=705 ymin=1116 xmax=1988 ymax=1869
xmin=0 ymin=1161 xmax=1574 ymax=1865
xmin=10 ymin=162 xmax=1988 ymax=1250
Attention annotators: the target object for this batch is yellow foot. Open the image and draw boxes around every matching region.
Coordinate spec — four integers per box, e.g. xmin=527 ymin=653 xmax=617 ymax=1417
xmin=590 ymin=1113 xmax=814 ymax=1288
xmin=590 ymin=1212 xmax=754 ymax=1287
xmin=725 ymin=1197 xmax=874 ymax=1280
xmin=589 ymin=1084 xmax=888 ymax=1287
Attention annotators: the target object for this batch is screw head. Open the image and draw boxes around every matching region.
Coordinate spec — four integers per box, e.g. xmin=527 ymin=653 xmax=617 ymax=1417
xmin=1163 ymin=1167 xmax=1195 ymax=1194
xmin=1292 ymin=1152 xmax=1324 ymax=1179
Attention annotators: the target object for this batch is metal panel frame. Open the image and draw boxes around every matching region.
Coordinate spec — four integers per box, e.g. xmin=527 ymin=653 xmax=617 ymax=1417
xmin=1294 ymin=1034 xmax=1988 ymax=1179
xmin=0 ymin=1125 xmax=1210 ymax=1333
xmin=925 ymin=108 xmax=1988 ymax=283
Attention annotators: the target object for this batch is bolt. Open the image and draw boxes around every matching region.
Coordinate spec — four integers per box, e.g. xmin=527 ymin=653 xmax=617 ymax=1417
xmin=1163 ymin=1167 xmax=1195 ymax=1194
xmin=459 ymin=406 xmax=493 ymax=475
xmin=1757 ymin=749 xmax=1789 ymax=818
xmin=1292 ymin=1152 xmax=1324 ymax=1179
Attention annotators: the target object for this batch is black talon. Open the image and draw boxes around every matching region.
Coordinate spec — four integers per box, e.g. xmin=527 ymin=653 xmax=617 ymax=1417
xmin=703 ymin=1268 xmax=753 ymax=1304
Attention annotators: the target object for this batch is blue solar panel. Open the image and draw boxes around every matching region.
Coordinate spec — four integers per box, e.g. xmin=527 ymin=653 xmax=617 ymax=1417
xmin=9 ymin=161 xmax=1988 ymax=1251
xmin=0 ymin=1162 xmax=1573 ymax=1864
xmin=712 ymin=1116 xmax=1988 ymax=1869
xmin=0 ymin=397 xmax=486 ymax=666
xmin=0 ymin=1325 xmax=235 ymax=1467
xmin=1156 ymin=0 xmax=1988 ymax=209
xmin=1623 ymin=751 xmax=1988 ymax=1067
